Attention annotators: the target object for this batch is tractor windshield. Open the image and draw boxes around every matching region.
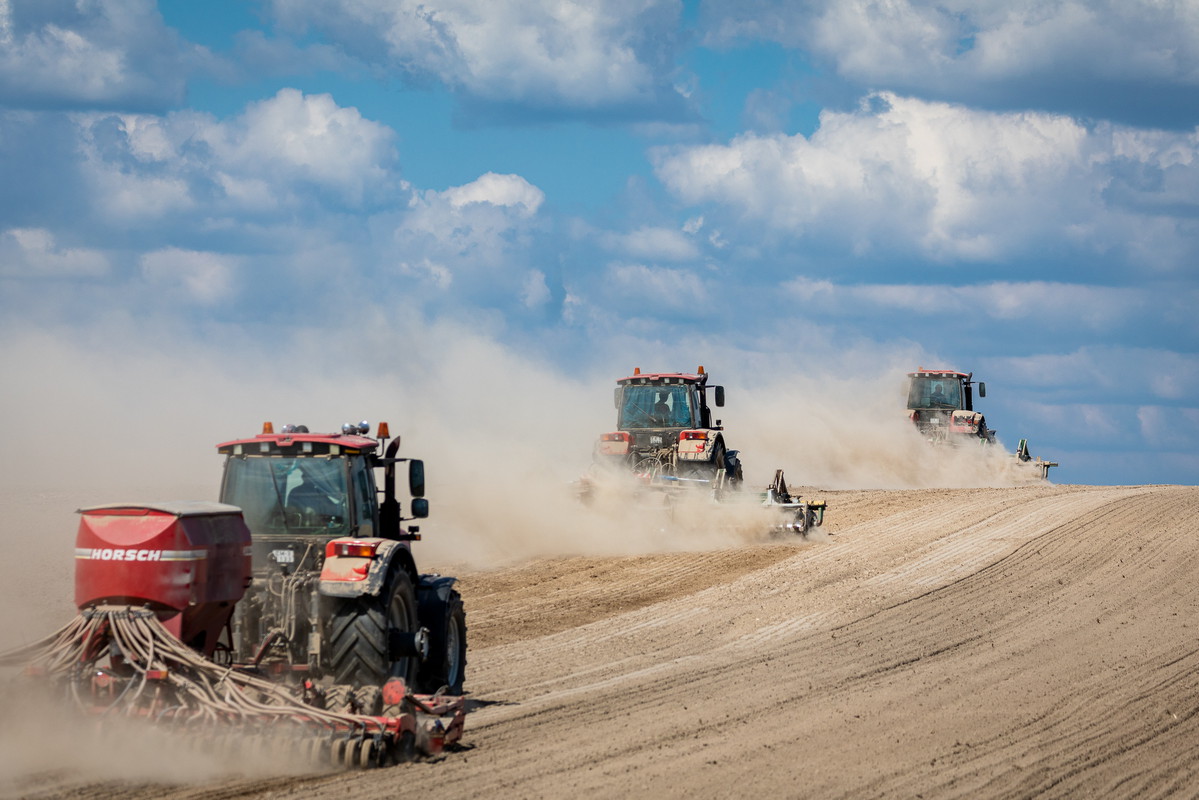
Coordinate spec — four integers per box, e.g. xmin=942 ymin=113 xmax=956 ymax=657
xmin=221 ymin=457 xmax=351 ymax=536
xmin=619 ymin=384 xmax=695 ymax=429
xmin=908 ymin=376 xmax=962 ymax=410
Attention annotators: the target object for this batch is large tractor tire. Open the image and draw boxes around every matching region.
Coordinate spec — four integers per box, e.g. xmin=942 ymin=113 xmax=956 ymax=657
xmin=417 ymin=590 xmax=467 ymax=695
xmin=327 ymin=568 xmax=420 ymax=688
xmin=710 ymin=442 xmax=726 ymax=478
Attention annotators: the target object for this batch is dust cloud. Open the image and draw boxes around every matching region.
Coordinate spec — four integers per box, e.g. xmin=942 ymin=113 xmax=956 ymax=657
xmin=0 ymin=680 xmax=322 ymax=795
xmin=0 ymin=316 xmax=1045 ymax=788
xmin=0 ymin=319 xmax=1044 ymax=580
xmin=730 ymin=368 xmax=1042 ymax=491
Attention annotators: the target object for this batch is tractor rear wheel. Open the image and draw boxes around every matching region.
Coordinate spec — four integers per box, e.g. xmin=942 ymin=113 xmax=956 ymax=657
xmin=327 ymin=568 xmax=420 ymax=688
xmin=418 ymin=590 xmax=467 ymax=695
xmin=711 ymin=442 xmax=728 ymax=481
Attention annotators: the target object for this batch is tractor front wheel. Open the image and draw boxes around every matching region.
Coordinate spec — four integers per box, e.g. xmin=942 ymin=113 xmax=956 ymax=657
xmin=418 ymin=590 xmax=467 ymax=695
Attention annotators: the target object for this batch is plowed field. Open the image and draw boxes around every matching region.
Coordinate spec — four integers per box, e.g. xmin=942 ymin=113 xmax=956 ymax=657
xmin=5 ymin=484 xmax=1199 ymax=799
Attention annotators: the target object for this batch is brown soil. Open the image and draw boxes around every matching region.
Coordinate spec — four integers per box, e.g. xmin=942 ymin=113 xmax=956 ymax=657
xmin=7 ymin=484 xmax=1199 ymax=799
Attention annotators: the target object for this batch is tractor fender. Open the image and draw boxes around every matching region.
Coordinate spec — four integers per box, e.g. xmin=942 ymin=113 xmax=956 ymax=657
xmin=318 ymin=538 xmax=418 ymax=599
xmin=416 ymin=574 xmax=459 ymax=627
xmin=724 ymin=449 xmax=743 ymax=483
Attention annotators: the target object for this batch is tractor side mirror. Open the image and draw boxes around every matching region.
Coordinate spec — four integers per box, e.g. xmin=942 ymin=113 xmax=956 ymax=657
xmin=614 ymin=387 xmax=621 ymax=408
xmin=978 ymin=382 xmax=986 ymax=398
xmin=714 ymin=386 xmax=725 ymax=407
xmin=408 ymin=459 xmax=426 ymax=498
xmin=410 ymin=498 xmax=429 ymax=519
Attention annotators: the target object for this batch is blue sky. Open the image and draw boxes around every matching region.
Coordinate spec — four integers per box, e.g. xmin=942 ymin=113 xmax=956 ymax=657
xmin=1 ymin=0 xmax=1197 ymax=488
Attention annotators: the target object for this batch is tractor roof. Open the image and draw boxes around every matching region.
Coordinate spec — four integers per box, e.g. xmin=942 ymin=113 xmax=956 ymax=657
xmin=217 ymin=431 xmax=379 ymax=457
xmin=616 ymin=370 xmax=707 ymax=386
xmin=908 ymin=367 xmax=970 ymax=379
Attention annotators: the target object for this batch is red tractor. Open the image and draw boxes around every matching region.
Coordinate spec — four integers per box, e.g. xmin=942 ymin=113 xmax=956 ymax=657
xmin=217 ymin=421 xmax=466 ymax=700
xmin=5 ymin=420 xmax=467 ymax=767
xmin=906 ymin=368 xmax=1058 ymax=478
xmin=906 ymin=367 xmax=995 ymax=445
xmin=594 ymin=366 xmax=743 ymax=489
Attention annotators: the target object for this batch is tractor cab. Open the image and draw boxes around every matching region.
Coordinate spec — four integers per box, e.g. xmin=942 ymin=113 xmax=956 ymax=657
xmin=605 ymin=367 xmax=725 ymax=454
xmin=907 ymin=369 xmax=979 ymax=412
xmin=906 ymin=368 xmax=992 ymax=443
xmin=217 ymin=421 xmax=427 ymax=573
xmin=615 ymin=369 xmax=722 ymax=432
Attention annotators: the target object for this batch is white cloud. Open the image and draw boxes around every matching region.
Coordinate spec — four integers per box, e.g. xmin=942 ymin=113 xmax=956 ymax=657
xmin=1138 ymin=405 xmax=1199 ymax=448
xmin=702 ymin=1 xmax=1199 ymax=106
xmin=605 ymin=262 xmax=707 ymax=309
xmin=0 ymin=0 xmax=195 ymax=110
xmin=393 ymin=173 xmax=546 ymax=301
xmin=786 ymin=276 xmax=836 ymax=302
xmin=993 ymin=347 xmax=1199 ymax=401
xmin=816 ymin=280 xmax=1145 ymax=326
xmin=603 ymin=225 xmax=700 ymax=261
xmin=397 ymin=258 xmax=454 ymax=290
xmin=203 ymin=89 xmax=400 ymax=207
xmin=0 ymin=227 xmax=108 ymax=277
xmin=521 ymin=269 xmax=551 ymax=308
xmin=73 ymin=89 xmax=402 ymax=221
xmin=1031 ymin=402 xmax=1126 ymax=441
xmin=266 ymin=0 xmax=685 ymax=112
xmin=140 ymin=248 xmax=236 ymax=304
xmin=653 ymin=92 xmax=1199 ymax=266
xmin=442 ymin=172 xmax=543 ymax=216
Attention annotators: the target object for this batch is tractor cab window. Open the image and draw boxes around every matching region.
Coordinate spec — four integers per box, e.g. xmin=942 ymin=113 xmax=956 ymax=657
xmin=222 ymin=457 xmax=351 ymax=535
xmin=619 ymin=384 xmax=695 ymax=429
xmin=908 ymin=377 xmax=961 ymax=410
xmin=349 ymin=456 xmax=375 ymax=537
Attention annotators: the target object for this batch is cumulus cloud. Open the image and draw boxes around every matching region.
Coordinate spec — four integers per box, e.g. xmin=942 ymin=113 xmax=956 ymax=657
xmin=264 ymin=0 xmax=689 ymax=117
xmin=0 ymin=0 xmax=198 ymax=111
xmin=3 ymin=95 xmax=558 ymax=319
xmin=652 ymin=92 xmax=1199 ymax=268
xmin=0 ymin=227 xmax=108 ymax=278
xmin=393 ymin=173 xmax=547 ymax=303
xmin=72 ymin=89 xmax=402 ymax=224
xmin=701 ymin=0 xmax=1199 ymax=125
xmin=210 ymin=89 xmax=401 ymax=207
xmin=442 ymin=171 xmax=543 ymax=216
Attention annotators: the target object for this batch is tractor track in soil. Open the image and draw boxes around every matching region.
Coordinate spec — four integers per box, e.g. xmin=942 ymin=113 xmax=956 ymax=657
xmin=4 ymin=484 xmax=1199 ymax=798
